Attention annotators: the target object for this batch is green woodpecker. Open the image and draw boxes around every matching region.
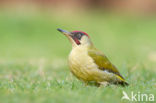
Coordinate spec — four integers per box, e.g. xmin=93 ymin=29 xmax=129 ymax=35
xmin=57 ymin=28 xmax=128 ymax=86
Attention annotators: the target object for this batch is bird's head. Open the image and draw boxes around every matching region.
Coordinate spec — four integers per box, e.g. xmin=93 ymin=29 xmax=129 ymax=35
xmin=57 ymin=28 xmax=92 ymax=47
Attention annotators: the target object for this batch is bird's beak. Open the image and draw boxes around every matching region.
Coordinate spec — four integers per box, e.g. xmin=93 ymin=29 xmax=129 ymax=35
xmin=57 ymin=28 xmax=75 ymax=46
xmin=57 ymin=28 xmax=72 ymax=36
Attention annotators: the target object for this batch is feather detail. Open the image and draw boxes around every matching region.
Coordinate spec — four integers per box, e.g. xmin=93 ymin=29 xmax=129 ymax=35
xmin=88 ymin=47 xmax=128 ymax=85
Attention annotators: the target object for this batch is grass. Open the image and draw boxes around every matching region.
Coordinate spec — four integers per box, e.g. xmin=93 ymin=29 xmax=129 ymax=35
xmin=0 ymin=9 xmax=156 ymax=103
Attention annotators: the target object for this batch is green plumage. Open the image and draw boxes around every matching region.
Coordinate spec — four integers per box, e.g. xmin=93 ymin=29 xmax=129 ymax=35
xmin=88 ymin=47 xmax=128 ymax=86
xmin=58 ymin=28 xmax=129 ymax=86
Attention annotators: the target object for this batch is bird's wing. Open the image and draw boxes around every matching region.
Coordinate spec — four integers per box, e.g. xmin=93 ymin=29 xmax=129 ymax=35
xmin=88 ymin=48 xmax=125 ymax=81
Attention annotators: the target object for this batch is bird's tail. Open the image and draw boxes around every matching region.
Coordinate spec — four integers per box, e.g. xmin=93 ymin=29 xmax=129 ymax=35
xmin=119 ymin=81 xmax=129 ymax=87
xmin=115 ymin=75 xmax=129 ymax=86
xmin=113 ymin=80 xmax=129 ymax=87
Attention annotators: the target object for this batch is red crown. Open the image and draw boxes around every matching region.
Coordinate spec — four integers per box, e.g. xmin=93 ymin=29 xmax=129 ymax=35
xmin=72 ymin=31 xmax=90 ymax=38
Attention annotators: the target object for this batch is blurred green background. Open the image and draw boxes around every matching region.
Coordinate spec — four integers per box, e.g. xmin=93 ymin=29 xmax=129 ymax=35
xmin=0 ymin=0 xmax=156 ymax=103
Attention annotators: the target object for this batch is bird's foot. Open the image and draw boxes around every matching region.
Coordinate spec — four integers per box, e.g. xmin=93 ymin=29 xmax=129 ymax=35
xmin=84 ymin=82 xmax=88 ymax=86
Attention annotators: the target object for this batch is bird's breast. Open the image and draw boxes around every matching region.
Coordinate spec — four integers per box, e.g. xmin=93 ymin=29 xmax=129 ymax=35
xmin=68 ymin=47 xmax=98 ymax=81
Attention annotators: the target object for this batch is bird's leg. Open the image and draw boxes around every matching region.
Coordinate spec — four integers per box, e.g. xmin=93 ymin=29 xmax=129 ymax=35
xmin=99 ymin=82 xmax=109 ymax=87
xmin=84 ymin=81 xmax=89 ymax=86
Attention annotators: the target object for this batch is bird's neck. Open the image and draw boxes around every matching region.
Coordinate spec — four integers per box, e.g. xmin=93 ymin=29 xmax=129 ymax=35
xmin=71 ymin=43 xmax=94 ymax=52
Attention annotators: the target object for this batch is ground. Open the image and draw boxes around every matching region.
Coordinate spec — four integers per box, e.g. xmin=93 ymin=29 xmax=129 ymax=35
xmin=0 ymin=10 xmax=156 ymax=103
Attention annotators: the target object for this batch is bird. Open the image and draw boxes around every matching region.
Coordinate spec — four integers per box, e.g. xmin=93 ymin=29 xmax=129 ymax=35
xmin=57 ymin=28 xmax=129 ymax=87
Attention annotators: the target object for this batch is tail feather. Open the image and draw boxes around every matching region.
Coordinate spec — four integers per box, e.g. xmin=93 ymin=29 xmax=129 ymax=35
xmin=115 ymin=75 xmax=129 ymax=86
xmin=118 ymin=81 xmax=129 ymax=87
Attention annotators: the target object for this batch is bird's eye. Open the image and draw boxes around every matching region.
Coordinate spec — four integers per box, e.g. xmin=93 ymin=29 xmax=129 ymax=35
xmin=76 ymin=33 xmax=82 ymax=40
